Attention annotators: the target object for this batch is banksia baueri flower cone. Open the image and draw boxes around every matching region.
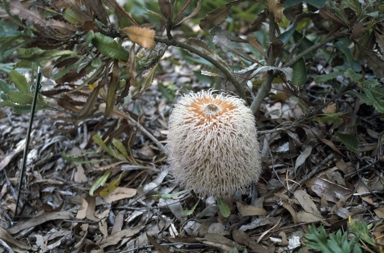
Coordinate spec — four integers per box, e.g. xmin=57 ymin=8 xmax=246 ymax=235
xmin=167 ymin=91 xmax=261 ymax=197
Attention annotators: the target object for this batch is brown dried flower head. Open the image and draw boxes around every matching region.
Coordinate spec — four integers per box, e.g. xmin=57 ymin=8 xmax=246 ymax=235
xmin=167 ymin=91 xmax=261 ymax=197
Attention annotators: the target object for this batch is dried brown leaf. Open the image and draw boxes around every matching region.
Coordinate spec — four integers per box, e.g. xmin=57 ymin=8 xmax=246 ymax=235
xmin=0 ymin=226 xmax=30 ymax=251
xmin=306 ymin=178 xmax=351 ymax=203
xmin=121 ymin=26 xmax=156 ymax=49
xmin=158 ymin=0 xmax=173 ymax=22
xmin=78 ymin=86 xmax=100 ymax=118
xmin=86 ymin=0 xmax=109 ymax=24
xmin=294 ymin=190 xmax=322 ymax=217
xmin=99 ymin=226 xmax=142 ymax=248
xmin=236 ymin=202 xmax=267 ymax=216
xmin=232 ymin=230 xmax=273 ymax=253
xmin=102 ymin=187 xmax=137 ymax=204
xmin=247 ymin=36 xmax=267 ymax=58
xmin=7 ymin=211 xmax=72 ymax=234
xmin=268 ymin=0 xmax=284 ymax=23
xmin=147 ymin=233 xmax=171 ymax=253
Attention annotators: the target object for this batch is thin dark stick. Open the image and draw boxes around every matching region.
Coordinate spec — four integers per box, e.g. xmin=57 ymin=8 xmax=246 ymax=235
xmin=14 ymin=67 xmax=42 ymax=217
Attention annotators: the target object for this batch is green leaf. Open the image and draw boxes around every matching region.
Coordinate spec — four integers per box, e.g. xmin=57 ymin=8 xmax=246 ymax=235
xmin=216 ymin=196 xmax=230 ymax=218
xmin=292 ymin=57 xmax=307 ymax=87
xmin=89 ymin=170 xmax=111 ymax=196
xmin=336 ymin=132 xmax=359 ymax=154
xmin=0 ymin=63 xmax=16 ymax=74
xmin=63 ymin=8 xmax=83 ymax=25
xmin=345 ymin=68 xmax=362 ymax=82
xmin=0 ymin=79 xmax=12 ymax=93
xmin=92 ymin=134 xmax=117 ymax=157
xmin=7 ymin=91 xmax=33 ymax=104
xmin=182 ymin=199 xmax=200 ymax=216
xmin=9 ymin=70 xmax=29 ymax=93
xmin=92 ymin=32 xmax=129 ymax=61
xmin=111 ymin=139 xmax=130 ymax=162
xmin=314 ymin=71 xmax=343 ymax=83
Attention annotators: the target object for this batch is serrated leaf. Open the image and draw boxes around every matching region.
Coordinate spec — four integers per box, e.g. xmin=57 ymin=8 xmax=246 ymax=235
xmin=63 ymin=8 xmax=83 ymax=25
xmin=314 ymin=71 xmax=343 ymax=83
xmin=217 ymin=197 xmax=230 ymax=218
xmin=121 ymin=26 xmax=155 ymax=49
xmin=9 ymin=70 xmax=29 ymax=93
xmin=92 ymin=32 xmax=129 ymax=61
xmin=336 ymin=132 xmax=359 ymax=154
xmin=89 ymin=170 xmax=111 ymax=196
xmin=345 ymin=68 xmax=362 ymax=81
xmin=0 ymin=79 xmax=12 ymax=93
xmin=292 ymin=57 xmax=307 ymax=87
xmin=7 ymin=91 xmax=33 ymax=104
xmin=199 ymin=2 xmax=236 ymax=31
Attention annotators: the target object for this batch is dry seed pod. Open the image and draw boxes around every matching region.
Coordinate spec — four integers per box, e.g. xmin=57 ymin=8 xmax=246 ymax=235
xmin=167 ymin=90 xmax=261 ymax=197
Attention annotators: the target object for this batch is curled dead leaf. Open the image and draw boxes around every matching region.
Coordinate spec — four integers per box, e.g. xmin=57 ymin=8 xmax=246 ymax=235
xmin=268 ymin=0 xmax=284 ymax=23
xmin=121 ymin=26 xmax=156 ymax=49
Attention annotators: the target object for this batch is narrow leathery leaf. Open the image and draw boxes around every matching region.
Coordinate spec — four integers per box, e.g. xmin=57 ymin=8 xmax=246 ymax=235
xmin=186 ymin=38 xmax=214 ymax=54
xmin=88 ymin=0 xmax=108 ymax=24
xmin=121 ymin=27 xmax=155 ymax=49
xmin=92 ymin=32 xmax=129 ymax=61
xmin=247 ymin=36 xmax=267 ymax=58
xmin=292 ymin=57 xmax=307 ymax=87
xmin=105 ymin=72 xmax=118 ymax=117
xmin=63 ymin=8 xmax=83 ymax=25
xmin=89 ymin=170 xmax=111 ymax=196
xmin=217 ymin=197 xmax=230 ymax=218
xmin=141 ymin=63 xmax=158 ymax=90
xmin=158 ymin=82 xmax=175 ymax=102
xmin=9 ymin=70 xmax=29 ymax=93
xmin=345 ymin=68 xmax=362 ymax=81
xmin=305 ymin=0 xmax=326 ymax=9
xmin=102 ymin=0 xmax=139 ymax=27
xmin=182 ymin=199 xmax=200 ymax=216
xmin=212 ymin=28 xmax=259 ymax=63
xmin=175 ymin=0 xmax=193 ymax=23
xmin=99 ymin=174 xmax=122 ymax=197
xmin=175 ymin=0 xmax=193 ymax=21
xmin=78 ymin=86 xmax=99 ymax=118
xmin=174 ymin=0 xmax=202 ymax=27
xmin=314 ymin=71 xmax=343 ymax=83
xmin=92 ymin=134 xmax=117 ymax=158
xmin=111 ymin=139 xmax=130 ymax=162
xmin=336 ymin=132 xmax=358 ymax=154
xmin=199 ymin=2 xmax=236 ymax=31
xmin=158 ymin=0 xmax=173 ymax=22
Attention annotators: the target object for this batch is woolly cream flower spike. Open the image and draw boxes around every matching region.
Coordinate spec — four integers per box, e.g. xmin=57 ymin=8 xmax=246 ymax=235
xmin=167 ymin=90 xmax=261 ymax=197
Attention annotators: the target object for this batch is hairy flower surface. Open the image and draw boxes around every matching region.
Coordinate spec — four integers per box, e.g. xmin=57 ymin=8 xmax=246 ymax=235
xmin=167 ymin=91 xmax=261 ymax=197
